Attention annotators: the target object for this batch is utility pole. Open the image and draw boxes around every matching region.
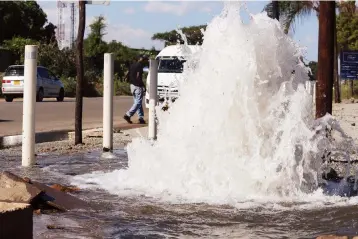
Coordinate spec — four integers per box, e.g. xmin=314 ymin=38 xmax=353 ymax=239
xmin=75 ymin=0 xmax=86 ymax=145
xmin=272 ymin=1 xmax=280 ymax=20
xmin=316 ymin=1 xmax=335 ymax=118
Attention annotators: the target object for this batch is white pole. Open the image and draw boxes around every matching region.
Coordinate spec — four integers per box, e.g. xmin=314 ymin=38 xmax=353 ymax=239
xmin=22 ymin=45 xmax=38 ymax=167
xmin=103 ymin=53 xmax=114 ymax=152
xmin=148 ymin=59 xmax=158 ymax=140
xmin=313 ymin=81 xmax=316 ymax=105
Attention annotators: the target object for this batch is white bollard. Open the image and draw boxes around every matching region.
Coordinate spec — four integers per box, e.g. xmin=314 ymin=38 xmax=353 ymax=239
xmin=103 ymin=53 xmax=114 ymax=152
xmin=305 ymin=81 xmax=309 ymax=94
xmin=148 ymin=59 xmax=158 ymax=140
xmin=22 ymin=45 xmax=38 ymax=167
xmin=313 ymin=80 xmax=316 ymax=105
xmin=307 ymin=81 xmax=312 ymax=95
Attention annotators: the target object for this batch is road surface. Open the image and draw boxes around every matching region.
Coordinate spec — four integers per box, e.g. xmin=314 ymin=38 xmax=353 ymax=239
xmin=0 ymin=96 xmax=148 ymax=136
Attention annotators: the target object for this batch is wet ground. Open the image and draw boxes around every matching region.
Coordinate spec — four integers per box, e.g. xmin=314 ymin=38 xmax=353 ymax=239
xmin=2 ymin=149 xmax=358 ymax=239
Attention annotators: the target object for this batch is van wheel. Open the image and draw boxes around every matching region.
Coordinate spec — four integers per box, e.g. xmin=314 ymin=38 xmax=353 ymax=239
xmin=57 ymin=88 xmax=64 ymax=102
xmin=5 ymin=96 xmax=13 ymax=102
xmin=36 ymin=88 xmax=44 ymax=102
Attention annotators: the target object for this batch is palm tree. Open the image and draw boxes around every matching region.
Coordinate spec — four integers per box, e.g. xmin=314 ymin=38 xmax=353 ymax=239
xmin=264 ymin=1 xmax=337 ymax=115
xmin=263 ymin=1 xmax=319 ymax=34
xmin=263 ymin=1 xmax=358 ymax=104
xmin=272 ymin=1 xmax=280 ymax=20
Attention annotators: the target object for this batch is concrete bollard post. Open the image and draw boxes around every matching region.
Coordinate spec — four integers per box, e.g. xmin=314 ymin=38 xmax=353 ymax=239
xmin=22 ymin=45 xmax=38 ymax=167
xmin=305 ymin=81 xmax=309 ymax=95
xmin=313 ymin=80 xmax=316 ymax=105
xmin=148 ymin=59 xmax=158 ymax=140
xmin=307 ymin=81 xmax=312 ymax=95
xmin=103 ymin=53 xmax=114 ymax=152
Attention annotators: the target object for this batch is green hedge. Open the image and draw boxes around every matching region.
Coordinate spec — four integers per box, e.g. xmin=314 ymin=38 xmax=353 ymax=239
xmin=60 ymin=76 xmax=132 ymax=97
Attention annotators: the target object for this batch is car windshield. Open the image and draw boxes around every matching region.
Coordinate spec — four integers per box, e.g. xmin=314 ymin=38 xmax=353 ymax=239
xmin=4 ymin=66 xmax=24 ymax=76
xmin=158 ymin=58 xmax=186 ymax=73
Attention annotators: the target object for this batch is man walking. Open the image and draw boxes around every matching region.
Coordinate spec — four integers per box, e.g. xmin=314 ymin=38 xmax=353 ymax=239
xmin=123 ymin=54 xmax=148 ymax=124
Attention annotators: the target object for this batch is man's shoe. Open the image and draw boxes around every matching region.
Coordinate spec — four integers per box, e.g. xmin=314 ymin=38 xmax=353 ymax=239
xmin=124 ymin=115 xmax=132 ymax=124
xmin=138 ymin=118 xmax=146 ymax=124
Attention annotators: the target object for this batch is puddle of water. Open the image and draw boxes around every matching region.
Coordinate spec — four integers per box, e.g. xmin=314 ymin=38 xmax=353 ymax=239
xmin=1 ymin=149 xmax=358 ymax=238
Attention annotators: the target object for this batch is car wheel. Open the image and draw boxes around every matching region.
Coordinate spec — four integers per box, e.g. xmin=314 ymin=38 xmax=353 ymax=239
xmin=4 ymin=96 xmax=13 ymax=102
xmin=57 ymin=88 xmax=65 ymax=102
xmin=36 ymin=88 xmax=44 ymax=102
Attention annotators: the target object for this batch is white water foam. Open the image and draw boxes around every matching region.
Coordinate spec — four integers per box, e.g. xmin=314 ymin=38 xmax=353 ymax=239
xmin=72 ymin=3 xmax=357 ymax=207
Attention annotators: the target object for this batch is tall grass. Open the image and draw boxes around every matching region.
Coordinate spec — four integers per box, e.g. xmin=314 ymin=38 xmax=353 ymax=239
xmin=339 ymin=80 xmax=358 ymax=100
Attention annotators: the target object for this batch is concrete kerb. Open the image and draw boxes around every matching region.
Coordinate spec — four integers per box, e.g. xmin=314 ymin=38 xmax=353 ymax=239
xmin=0 ymin=125 xmax=148 ymax=149
xmin=0 ymin=130 xmax=70 ymax=149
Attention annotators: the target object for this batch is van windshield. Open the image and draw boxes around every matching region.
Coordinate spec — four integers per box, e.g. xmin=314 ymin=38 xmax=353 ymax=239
xmin=5 ymin=66 xmax=24 ymax=76
xmin=158 ymin=58 xmax=186 ymax=73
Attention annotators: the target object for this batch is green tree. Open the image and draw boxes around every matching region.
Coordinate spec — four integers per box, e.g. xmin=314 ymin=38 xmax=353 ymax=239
xmin=307 ymin=61 xmax=318 ymax=81
xmin=83 ymin=15 xmax=109 ymax=82
xmin=2 ymin=37 xmax=39 ymax=64
xmin=107 ymin=40 xmax=137 ymax=80
xmin=38 ymin=44 xmax=76 ymax=78
xmin=0 ymin=1 xmax=56 ymax=44
xmin=2 ymin=37 xmax=76 ymax=77
xmin=336 ymin=1 xmax=357 ymax=98
xmin=84 ymin=15 xmax=108 ymax=57
xmin=336 ymin=2 xmax=358 ymax=51
xmin=152 ymin=25 xmax=206 ymax=46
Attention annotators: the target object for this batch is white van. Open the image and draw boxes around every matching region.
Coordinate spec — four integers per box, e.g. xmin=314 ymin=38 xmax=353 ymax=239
xmin=145 ymin=45 xmax=201 ymax=108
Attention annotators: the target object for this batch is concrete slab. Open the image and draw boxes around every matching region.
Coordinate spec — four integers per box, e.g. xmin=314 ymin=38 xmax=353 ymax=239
xmin=0 ymin=171 xmax=43 ymax=203
xmin=0 ymin=202 xmax=32 ymax=239
xmin=31 ymin=181 xmax=94 ymax=212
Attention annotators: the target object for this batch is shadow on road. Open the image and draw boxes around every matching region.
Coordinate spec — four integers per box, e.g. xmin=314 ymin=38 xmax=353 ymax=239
xmin=0 ymin=119 xmax=12 ymax=122
xmin=0 ymin=100 xmax=73 ymax=103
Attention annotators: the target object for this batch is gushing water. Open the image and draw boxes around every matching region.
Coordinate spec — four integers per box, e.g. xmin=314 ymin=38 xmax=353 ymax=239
xmin=73 ymin=3 xmax=355 ymax=206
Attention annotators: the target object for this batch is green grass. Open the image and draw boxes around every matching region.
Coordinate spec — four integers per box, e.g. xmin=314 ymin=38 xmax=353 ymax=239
xmin=339 ymin=81 xmax=358 ymax=99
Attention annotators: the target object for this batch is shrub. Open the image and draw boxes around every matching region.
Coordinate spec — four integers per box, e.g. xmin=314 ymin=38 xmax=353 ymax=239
xmin=93 ymin=76 xmax=131 ymax=96
xmin=114 ymin=80 xmax=131 ymax=96
xmin=61 ymin=77 xmax=76 ymax=97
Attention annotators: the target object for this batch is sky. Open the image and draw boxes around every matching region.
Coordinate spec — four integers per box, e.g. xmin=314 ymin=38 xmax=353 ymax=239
xmin=37 ymin=1 xmax=319 ymax=61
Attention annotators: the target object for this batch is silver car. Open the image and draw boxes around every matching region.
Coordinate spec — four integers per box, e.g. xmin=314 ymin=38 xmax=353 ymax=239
xmin=1 ymin=65 xmax=65 ymax=102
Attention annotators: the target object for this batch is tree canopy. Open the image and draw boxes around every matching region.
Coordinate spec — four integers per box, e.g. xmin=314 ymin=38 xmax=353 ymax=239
xmin=152 ymin=25 xmax=206 ymax=46
xmin=84 ymin=15 xmax=108 ymax=57
xmin=0 ymin=1 xmax=56 ymax=44
xmin=306 ymin=61 xmax=317 ymax=81
xmin=336 ymin=1 xmax=358 ymax=50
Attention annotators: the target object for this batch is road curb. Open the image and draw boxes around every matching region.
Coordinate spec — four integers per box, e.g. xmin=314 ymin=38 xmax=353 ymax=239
xmin=0 ymin=130 xmax=69 ymax=149
xmin=0 ymin=124 xmax=147 ymax=149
